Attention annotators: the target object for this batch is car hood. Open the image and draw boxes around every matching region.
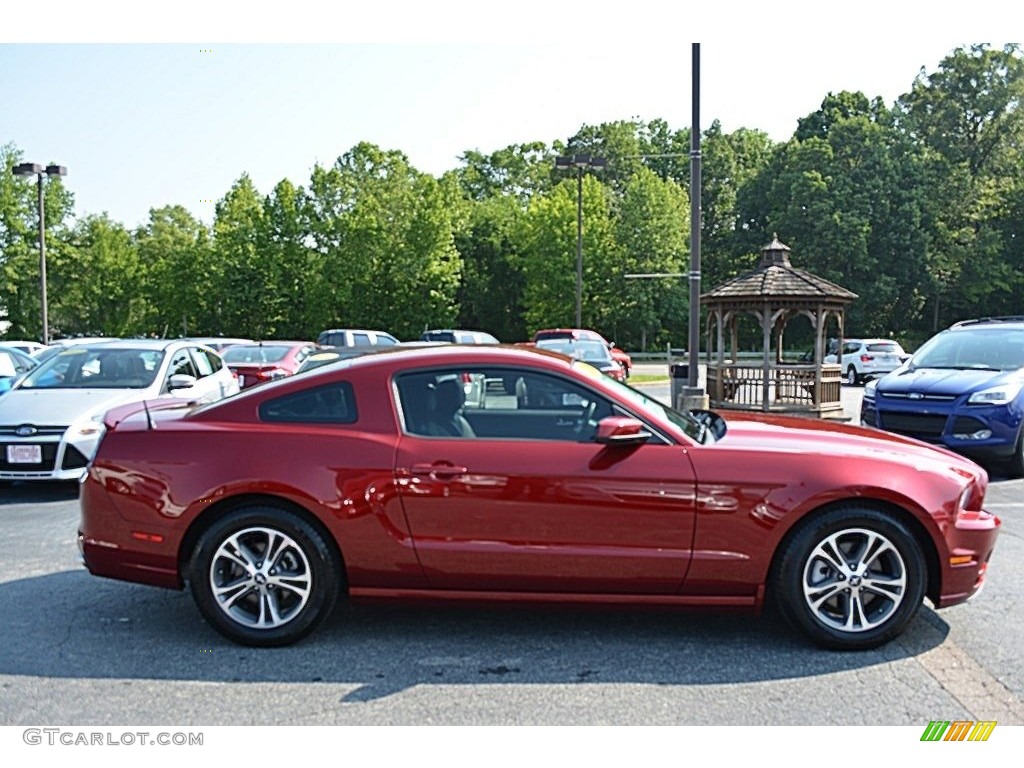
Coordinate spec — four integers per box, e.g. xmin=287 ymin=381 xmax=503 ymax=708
xmin=0 ymin=388 xmax=155 ymax=426
xmin=718 ymin=411 xmax=981 ymax=473
xmin=876 ymin=367 xmax=1022 ymax=397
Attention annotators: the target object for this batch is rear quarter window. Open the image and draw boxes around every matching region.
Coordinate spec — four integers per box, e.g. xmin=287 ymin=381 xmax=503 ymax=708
xmin=259 ymin=382 xmax=357 ymax=424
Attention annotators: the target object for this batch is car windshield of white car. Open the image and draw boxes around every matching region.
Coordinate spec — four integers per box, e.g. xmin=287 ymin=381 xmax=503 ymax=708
xmin=20 ymin=348 xmax=163 ymax=389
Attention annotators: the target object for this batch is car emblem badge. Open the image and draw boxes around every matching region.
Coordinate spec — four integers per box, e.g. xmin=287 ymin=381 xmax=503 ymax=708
xmin=15 ymin=425 xmax=38 ymax=437
xmin=907 ymin=392 xmax=924 ymax=400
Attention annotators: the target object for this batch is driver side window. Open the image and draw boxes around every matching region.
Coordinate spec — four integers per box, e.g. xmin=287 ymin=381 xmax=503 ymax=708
xmin=397 ymin=367 xmax=615 ymax=442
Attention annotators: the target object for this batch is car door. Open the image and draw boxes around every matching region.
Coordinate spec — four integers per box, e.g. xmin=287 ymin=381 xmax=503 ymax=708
xmin=392 ymin=366 xmax=697 ymax=594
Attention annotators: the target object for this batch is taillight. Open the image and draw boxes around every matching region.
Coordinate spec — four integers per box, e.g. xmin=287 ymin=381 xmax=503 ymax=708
xmin=860 ymin=354 xmax=873 ymax=362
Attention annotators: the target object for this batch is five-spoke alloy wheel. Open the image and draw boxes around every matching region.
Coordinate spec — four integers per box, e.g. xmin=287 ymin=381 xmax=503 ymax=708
xmin=189 ymin=506 xmax=341 ymax=647
xmin=773 ymin=507 xmax=926 ymax=650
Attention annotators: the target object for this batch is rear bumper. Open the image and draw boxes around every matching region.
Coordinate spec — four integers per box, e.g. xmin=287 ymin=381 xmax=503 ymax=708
xmin=78 ymin=469 xmax=182 ymax=589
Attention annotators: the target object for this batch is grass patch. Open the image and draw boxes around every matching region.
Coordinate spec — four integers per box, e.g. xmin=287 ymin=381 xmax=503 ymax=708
xmin=627 ymin=373 xmax=669 ymax=384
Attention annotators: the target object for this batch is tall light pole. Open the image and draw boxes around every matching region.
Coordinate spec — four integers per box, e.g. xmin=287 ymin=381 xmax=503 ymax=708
xmin=12 ymin=162 xmax=66 ymax=345
xmin=688 ymin=42 xmax=702 ymax=391
xmin=555 ymin=154 xmax=606 ymax=327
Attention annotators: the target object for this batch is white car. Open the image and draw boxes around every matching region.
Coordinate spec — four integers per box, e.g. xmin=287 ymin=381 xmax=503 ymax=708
xmin=0 ymin=339 xmax=240 ymax=481
xmin=1 ymin=340 xmax=46 ymax=356
xmin=826 ymin=338 xmax=908 ymax=385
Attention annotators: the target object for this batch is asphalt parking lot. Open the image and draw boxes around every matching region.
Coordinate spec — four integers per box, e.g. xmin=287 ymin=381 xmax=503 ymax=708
xmin=0 ymin=371 xmax=1021 ymax=726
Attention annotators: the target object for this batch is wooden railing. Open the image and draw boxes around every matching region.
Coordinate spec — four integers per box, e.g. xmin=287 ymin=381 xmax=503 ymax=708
xmin=706 ymin=362 xmax=843 ymax=416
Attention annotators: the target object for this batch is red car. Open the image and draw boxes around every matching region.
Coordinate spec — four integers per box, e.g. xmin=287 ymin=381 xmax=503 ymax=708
xmin=532 ymin=328 xmax=632 ymax=377
xmin=79 ymin=345 xmax=999 ymax=649
xmin=221 ymin=341 xmax=317 ymax=389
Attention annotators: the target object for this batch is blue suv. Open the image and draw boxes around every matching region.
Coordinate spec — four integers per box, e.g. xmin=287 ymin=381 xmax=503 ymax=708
xmin=861 ymin=317 xmax=1024 ymax=477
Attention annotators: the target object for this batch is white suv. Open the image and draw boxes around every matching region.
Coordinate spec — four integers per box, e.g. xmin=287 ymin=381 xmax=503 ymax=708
xmin=827 ymin=338 xmax=908 ymax=385
xmin=316 ymin=329 xmax=400 ymax=348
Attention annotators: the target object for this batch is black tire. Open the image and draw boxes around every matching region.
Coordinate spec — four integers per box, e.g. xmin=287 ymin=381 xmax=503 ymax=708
xmin=772 ymin=506 xmax=926 ymax=650
xmin=845 ymin=366 xmax=859 ymax=386
xmin=1007 ymin=426 xmax=1024 ymax=479
xmin=188 ymin=506 xmax=341 ymax=647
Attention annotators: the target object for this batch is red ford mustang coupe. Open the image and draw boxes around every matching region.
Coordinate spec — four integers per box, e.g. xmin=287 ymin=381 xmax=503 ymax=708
xmin=79 ymin=345 xmax=1000 ymax=649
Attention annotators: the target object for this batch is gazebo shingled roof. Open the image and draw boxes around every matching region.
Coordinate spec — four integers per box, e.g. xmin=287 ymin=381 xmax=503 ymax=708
xmin=702 ymin=234 xmax=857 ymax=303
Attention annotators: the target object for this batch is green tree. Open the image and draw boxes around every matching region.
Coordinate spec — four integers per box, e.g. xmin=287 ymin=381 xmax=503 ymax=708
xmin=0 ymin=145 xmax=75 ymax=340
xmin=611 ymin=167 xmax=689 ymax=350
xmin=259 ymin=178 xmax=319 ymax=339
xmin=895 ymin=44 xmax=1024 ymax=328
xmin=211 ymin=174 xmax=275 ymax=337
xmin=453 ymin=193 xmax=527 ymax=342
xmin=307 ymin=142 xmax=462 ymax=339
xmin=136 ymin=205 xmax=213 ymax=337
xmin=517 ymin=174 xmax=617 ymax=332
xmin=50 ymin=214 xmax=148 ymax=336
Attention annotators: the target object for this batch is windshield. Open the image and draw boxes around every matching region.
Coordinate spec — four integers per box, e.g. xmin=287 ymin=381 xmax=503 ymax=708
xmin=866 ymin=342 xmax=903 ymax=354
xmin=537 ymin=339 xmax=612 ymax=363
xmin=574 ymin=362 xmax=708 ymax=443
xmin=223 ymin=345 xmax=292 ymax=364
xmin=912 ymin=328 xmax=1024 ymax=371
xmin=20 ymin=347 xmax=163 ymax=389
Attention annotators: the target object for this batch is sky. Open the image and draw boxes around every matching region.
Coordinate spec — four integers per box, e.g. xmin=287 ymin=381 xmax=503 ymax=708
xmin=2 ymin=1 xmax=1022 ymax=230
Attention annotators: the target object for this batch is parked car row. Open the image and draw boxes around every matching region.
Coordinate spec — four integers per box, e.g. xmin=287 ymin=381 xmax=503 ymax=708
xmin=1 ymin=338 xmax=240 ymax=482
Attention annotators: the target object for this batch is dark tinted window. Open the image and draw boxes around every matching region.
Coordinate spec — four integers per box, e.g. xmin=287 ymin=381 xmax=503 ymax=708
xmin=259 ymin=382 xmax=357 ymax=423
xmin=865 ymin=343 xmax=901 ymax=353
xmin=169 ymin=349 xmax=198 ymax=378
xmin=223 ymin=345 xmax=292 ymax=363
xmin=190 ymin=347 xmax=216 ymax=377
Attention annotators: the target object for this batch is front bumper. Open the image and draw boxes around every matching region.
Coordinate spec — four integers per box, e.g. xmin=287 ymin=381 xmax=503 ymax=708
xmin=0 ymin=434 xmax=92 ymax=481
xmin=936 ymin=509 xmax=1001 ymax=608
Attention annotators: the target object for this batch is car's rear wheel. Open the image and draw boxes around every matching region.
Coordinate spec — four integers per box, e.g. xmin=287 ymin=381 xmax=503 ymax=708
xmin=772 ymin=507 xmax=926 ymax=650
xmin=845 ymin=366 xmax=858 ymax=386
xmin=189 ymin=506 xmax=341 ymax=647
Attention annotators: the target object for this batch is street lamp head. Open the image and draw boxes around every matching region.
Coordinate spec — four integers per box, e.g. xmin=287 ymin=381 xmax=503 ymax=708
xmin=45 ymin=165 xmax=67 ymax=177
xmin=554 ymin=154 xmax=608 ymax=170
xmin=12 ymin=162 xmax=43 ymax=176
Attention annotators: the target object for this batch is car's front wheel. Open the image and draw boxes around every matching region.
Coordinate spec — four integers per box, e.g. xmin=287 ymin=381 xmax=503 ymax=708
xmin=772 ymin=507 xmax=926 ymax=650
xmin=1008 ymin=426 xmax=1024 ymax=479
xmin=189 ymin=506 xmax=341 ymax=647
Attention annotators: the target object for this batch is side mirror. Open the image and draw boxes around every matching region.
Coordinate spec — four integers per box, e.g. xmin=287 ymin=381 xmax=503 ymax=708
xmin=168 ymin=373 xmax=198 ymax=391
xmin=594 ymin=416 xmax=651 ymax=446
xmin=689 ymin=409 xmax=727 ymax=440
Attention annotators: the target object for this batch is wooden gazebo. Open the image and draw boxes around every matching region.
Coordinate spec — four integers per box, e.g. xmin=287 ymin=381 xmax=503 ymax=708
xmin=702 ymin=235 xmax=857 ymax=419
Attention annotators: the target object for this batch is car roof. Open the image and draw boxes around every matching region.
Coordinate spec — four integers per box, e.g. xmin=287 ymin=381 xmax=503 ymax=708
xmin=226 ymin=340 xmax=311 ymax=347
xmin=319 ymin=328 xmax=395 ymax=335
xmin=55 ymin=338 xmax=203 ymax=351
xmin=0 ymin=344 xmax=37 ymax=362
xmin=950 ymin=316 xmax=1024 ymax=329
